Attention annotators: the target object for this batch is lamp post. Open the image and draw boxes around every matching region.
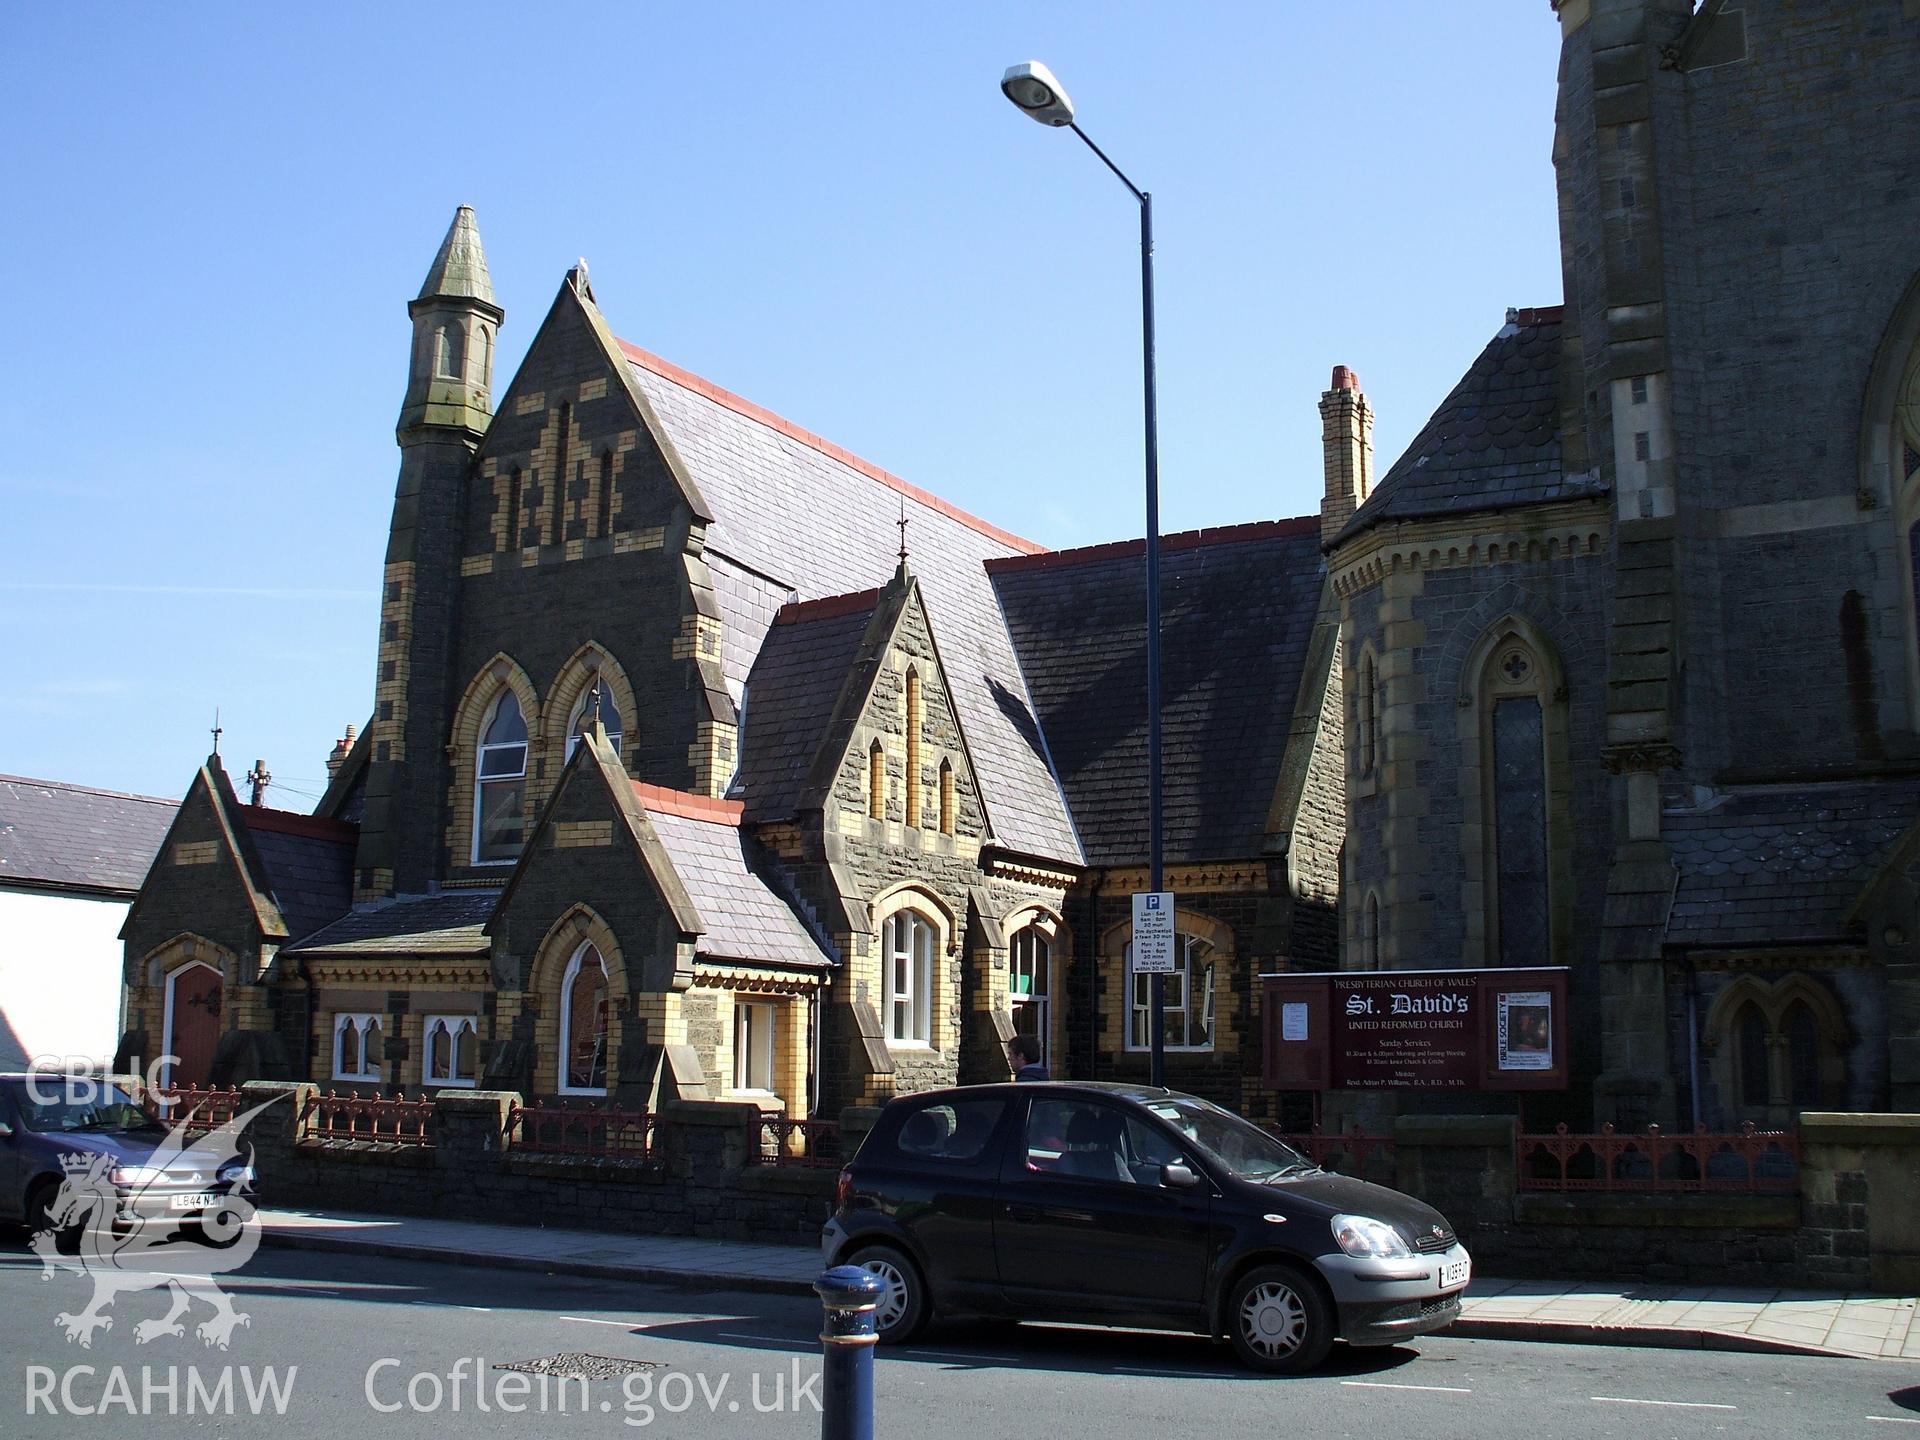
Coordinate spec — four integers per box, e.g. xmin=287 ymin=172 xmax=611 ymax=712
xmin=1001 ymin=61 xmax=1167 ymax=1089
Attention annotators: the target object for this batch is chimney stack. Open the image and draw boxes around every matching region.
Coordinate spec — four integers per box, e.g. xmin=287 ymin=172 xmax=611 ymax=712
xmin=326 ymin=723 xmax=357 ymax=778
xmin=1319 ymin=365 xmax=1374 ymax=549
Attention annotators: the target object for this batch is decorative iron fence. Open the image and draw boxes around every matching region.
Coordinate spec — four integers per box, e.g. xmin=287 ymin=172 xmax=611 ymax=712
xmin=750 ymin=1112 xmax=842 ymax=1169
xmin=1517 ymin=1122 xmax=1799 ymax=1194
xmin=1269 ymin=1124 xmax=1396 ymax=1181
xmin=145 ymin=1085 xmax=247 ymax=1134
xmin=505 ymin=1103 xmax=659 ymax=1160
xmin=302 ymin=1089 xmax=436 ymax=1146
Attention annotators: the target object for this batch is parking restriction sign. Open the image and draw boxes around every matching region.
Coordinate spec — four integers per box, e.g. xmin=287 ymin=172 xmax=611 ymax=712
xmin=1131 ymin=891 xmax=1176 ymax=973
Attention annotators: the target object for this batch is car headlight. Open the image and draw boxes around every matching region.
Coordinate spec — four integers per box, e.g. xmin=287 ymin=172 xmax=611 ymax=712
xmin=216 ymin=1163 xmax=255 ymax=1186
xmin=1331 ymin=1214 xmax=1412 ymax=1260
xmin=109 ymin=1165 xmax=167 ymax=1188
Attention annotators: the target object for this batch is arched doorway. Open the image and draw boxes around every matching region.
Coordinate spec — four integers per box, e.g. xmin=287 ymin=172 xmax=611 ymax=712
xmin=164 ymin=962 xmax=223 ymax=1088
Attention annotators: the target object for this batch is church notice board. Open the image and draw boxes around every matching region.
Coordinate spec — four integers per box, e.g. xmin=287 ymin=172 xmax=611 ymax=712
xmin=1261 ymin=967 xmax=1569 ymax=1092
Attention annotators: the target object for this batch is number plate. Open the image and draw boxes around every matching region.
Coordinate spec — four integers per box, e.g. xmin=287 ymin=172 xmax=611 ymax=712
xmin=1439 ymin=1256 xmax=1471 ymax=1290
xmin=168 ymin=1192 xmax=219 ymax=1212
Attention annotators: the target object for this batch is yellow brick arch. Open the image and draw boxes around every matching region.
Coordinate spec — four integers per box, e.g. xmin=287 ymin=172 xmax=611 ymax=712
xmin=527 ymin=904 xmax=631 ymax=1096
xmin=541 ymin=642 xmax=638 ymax=778
xmin=445 ymin=653 xmax=541 ymax=871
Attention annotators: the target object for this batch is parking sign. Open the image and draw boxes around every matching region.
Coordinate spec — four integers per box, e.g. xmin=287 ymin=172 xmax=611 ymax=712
xmin=1132 ymin=891 xmax=1176 ymax=973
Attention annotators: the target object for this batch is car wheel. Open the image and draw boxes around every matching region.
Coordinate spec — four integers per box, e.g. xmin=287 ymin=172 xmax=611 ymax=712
xmin=846 ymin=1244 xmax=929 ymax=1344
xmin=1226 ymin=1264 xmax=1334 ymax=1374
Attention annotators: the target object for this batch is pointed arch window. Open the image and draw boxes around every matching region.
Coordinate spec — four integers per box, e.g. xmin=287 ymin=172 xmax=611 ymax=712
xmin=476 ymin=324 xmax=492 ymax=387
xmin=596 ymin=450 xmax=614 ymax=538
xmin=1009 ymin=925 xmax=1052 ymax=1065
xmin=1362 ymin=892 xmax=1382 ymax=971
xmin=559 ymin=942 xmax=610 ymax=1094
xmin=904 ymin=669 xmax=923 ymax=827
xmin=503 ymin=467 xmax=523 ymax=552
xmin=868 ymin=740 xmax=886 ymax=821
xmin=883 ymin=911 xmax=934 ymax=1044
xmin=550 ymin=402 xmax=571 ymax=542
xmin=1474 ymin=628 xmax=1563 ymax=968
xmin=473 ymin=691 xmax=529 ymax=864
xmin=422 ymin=1015 xmax=478 ymax=1087
xmin=565 ymin=680 xmax=624 ymax=766
xmin=436 ymin=322 xmax=464 ymax=380
xmin=333 ymin=1013 xmax=382 ymax=1082
xmin=938 ymin=758 xmax=955 ymax=835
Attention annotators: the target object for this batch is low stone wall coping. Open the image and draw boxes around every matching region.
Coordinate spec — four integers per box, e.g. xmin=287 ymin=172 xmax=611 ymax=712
xmin=1514 ymin=1192 xmax=1799 ymax=1230
xmin=660 ymin=1098 xmax=763 ymax=1126
xmin=1395 ymin=1115 xmax=1518 ymax=1146
xmin=1800 ymin=1112 xmax=1920 ymax=1145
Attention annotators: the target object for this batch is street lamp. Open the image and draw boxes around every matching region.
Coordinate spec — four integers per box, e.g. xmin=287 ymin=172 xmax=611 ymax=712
xmin=1001 ymin=60 xmax=1167 ymax=1089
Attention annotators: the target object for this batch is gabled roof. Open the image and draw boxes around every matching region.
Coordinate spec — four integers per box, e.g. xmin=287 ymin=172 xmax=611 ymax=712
xmin=1334 ymin=307 xmax=1602 ymax=547
xmin=636 ymin=784 xmax=832 ymax=970
xmin=287 ymin=890 xmax=498 ymax=957
xmin=1664 ymin=780 xmax=1920 ymax=949
xmin=988 ymin=520 xmax=1326 ymax=867
xmin=624 ymin=343 xmax=1081 ymax=864
xmin=242 ymin=809 xmax=355 ymax=941
xmin=734 ymin=589 xmax=881 ymax=822
xmin=0 ymin=774 xmax=177 ymax=897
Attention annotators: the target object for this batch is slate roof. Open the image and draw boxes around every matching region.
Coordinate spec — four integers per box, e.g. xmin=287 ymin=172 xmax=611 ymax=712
xmin=242 ymin=810 xmax=355 ymax=942
xmin=733 ymin=591 xmax=880 ymax=822
xmin=988 ymin=520 xmax=1327 ymax=867
xmin=0 ymin=774 xmax=177 ymax=897
xmin=286 ymin=890 xmax=498 ymax=956
xmin=1335 ymin=308 xmax=1603 ymax=546
xmin=1664 ymin=781 xmax=1920 ymax=948
xmin=644 ymin=801 xmax=832 ymax=970
xmin=625 ymin=344 xmax=1082 ymax=864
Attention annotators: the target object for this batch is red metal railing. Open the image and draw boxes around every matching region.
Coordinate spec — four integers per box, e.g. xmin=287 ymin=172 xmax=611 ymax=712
xmin=1517 ymin=1122 xmax=1799 ymax=1194
xmin=1270 ymin=1124 xmax=1396 ymax=1181
xmin=145 ymin=1085 xmax=246 ymax=1135
xmin=750 ymin=1112 xmax=842 ymax=1168
xmin=302 ymin=1089 xmax=435 ymax=1146
xmin=506 ymin=1103 xmax=659 ymax=1160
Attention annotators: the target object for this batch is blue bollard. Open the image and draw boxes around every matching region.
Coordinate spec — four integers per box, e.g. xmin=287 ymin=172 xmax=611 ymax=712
xmin=815 ymin=1264 xmax=884 ymax=1440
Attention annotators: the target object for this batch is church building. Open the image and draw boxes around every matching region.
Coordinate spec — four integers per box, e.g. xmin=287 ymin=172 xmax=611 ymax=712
xmin=119 ymin=0 xmax=1920 ymax=1136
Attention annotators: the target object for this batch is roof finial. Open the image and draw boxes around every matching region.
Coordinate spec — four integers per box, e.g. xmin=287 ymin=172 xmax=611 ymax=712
xmin=896 ymin=495 xmax=910 ymax=566
xmin=211 ymin=707 xmax=223 ymax=759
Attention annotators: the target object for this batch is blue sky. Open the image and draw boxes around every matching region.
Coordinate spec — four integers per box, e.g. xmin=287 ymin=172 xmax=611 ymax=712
xmin=0 ymin=4 xmax=1564 ymax=805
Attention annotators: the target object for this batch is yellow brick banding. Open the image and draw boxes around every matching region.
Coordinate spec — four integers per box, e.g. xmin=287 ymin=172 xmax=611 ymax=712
xmin=172 ymin=841 xmax=218 ymax=866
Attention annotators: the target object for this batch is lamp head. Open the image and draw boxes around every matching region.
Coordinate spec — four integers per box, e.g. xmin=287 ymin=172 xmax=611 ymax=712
xmin=1000 ymin=61 xmax=1075 ymax=127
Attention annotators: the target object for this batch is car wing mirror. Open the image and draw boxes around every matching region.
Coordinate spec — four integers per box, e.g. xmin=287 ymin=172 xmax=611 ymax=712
xmin=0 ymin=1120 xmax=13 ymax=1140
xmin=1162 ymin=1160 xmax=1200 ymax=1189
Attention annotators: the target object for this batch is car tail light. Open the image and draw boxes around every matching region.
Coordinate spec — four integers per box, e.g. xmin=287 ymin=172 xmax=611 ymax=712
xmin=834 ymin=1167 xmax=853 ymax=1212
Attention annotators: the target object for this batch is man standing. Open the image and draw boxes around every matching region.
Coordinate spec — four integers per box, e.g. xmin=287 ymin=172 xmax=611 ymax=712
xmin=1007 ymin=1034 xmax=1049 ymax=1082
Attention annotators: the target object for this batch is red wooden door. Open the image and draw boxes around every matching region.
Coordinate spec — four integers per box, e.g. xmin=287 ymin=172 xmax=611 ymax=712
xmin=168 ymin=966 xmax=222 ymax=1087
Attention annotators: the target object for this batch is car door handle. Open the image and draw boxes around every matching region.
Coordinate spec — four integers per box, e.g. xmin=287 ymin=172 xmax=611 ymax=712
xmin=1004 ymin=1203 xmax=1042 ymax=1222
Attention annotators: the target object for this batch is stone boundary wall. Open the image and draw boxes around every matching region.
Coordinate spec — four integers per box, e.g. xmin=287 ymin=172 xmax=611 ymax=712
xmin=1393 ymin=1112 xmax=1920 ymax=1291
xmin=238 ymin=1083 xmax=877 ymax=1245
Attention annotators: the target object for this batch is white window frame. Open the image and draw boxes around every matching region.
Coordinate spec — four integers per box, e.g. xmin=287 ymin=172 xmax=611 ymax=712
xmin=884 ymin=911 xmax=934 ymax=1046
xmin=558 ymin=942 xmax=610 ymax=1096
xmin=733 ymin=1000 xmax=777 ymax=1096
xmin=1009 ymin=926 xmax=1052 ymax=1065
xmin=421 ymin=1014 xmax=478 ymax=1088
xmin=472 ymin=690 xmax=529 ymax=866
xmin=1126 ymin=933 xmax=1215 ymax=1052
xmin=332 ymin=1012 xmax=383 ymax=1082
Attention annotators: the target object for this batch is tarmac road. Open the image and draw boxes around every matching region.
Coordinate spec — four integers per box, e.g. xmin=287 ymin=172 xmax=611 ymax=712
xmin=0 ymin=1239 xmax=1914 ymax=1438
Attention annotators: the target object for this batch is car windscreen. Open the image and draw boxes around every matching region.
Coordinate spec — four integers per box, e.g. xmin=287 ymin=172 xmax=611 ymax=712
xmin=1142 ymin=1096 xmax=1315 ymax=1182
xmin=5 ymin=1080 xmax=153 ymax=1134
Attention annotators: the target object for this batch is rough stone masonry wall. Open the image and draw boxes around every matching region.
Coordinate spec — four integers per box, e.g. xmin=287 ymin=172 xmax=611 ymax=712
xmin=1393 ymin=1112 xmax=1919 ymax=1291
xmin=240 ymin=1083 xmax=846 ymax=1245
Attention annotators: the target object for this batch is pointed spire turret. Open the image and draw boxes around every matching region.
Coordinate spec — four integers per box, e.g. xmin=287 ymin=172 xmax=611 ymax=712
xmin=401 ymin=205 xmax=505 ymax=439
xmin=418 ymin=205 xmax=497 ymax=308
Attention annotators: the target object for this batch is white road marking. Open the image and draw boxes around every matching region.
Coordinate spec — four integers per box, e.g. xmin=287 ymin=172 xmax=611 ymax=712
xmin=717 ymin=1331 xmax=815 ymax=1349
xmin=1592 ymin=1396 xmax=1736 ymax=1410
xmin=1342 ymin=1381 xmax=1473 ymax=1394
xmin=559 ymin=1315 xmax=643 ymax=1328
xmin=1865 ymin=1417 xmax=1920 ymax=1426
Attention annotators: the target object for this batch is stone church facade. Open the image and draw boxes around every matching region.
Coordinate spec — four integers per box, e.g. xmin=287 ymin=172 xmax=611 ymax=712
xmin=120 ymin=0 xmax=1920 ymax=1136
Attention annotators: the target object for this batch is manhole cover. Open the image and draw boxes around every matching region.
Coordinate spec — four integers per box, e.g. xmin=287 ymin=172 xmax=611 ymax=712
xmin=494 ymin=1354 xmax=662 ymax=1380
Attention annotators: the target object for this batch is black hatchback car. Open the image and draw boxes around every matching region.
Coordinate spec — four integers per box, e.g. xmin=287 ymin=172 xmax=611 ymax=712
xmin=822 ymin=1082 xmax=1471 ymax=1373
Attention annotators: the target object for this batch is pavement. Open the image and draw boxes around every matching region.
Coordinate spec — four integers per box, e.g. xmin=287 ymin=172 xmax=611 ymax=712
xmin=256 ymin=1206 xmax=1920 ymax=1363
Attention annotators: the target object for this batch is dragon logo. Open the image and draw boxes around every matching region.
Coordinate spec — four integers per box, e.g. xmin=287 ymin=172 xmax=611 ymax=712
xmin=31 ymin=1097 xmax=279 ymax=1350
